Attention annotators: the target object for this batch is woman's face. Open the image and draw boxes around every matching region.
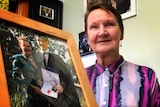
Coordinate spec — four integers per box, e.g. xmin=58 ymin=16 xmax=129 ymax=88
xmin=86 ymin=9 xmax=123 ymax=56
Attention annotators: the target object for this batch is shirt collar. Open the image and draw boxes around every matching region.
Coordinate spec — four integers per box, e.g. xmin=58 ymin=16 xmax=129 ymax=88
xmin=21 ymin=53 xmax=27 ymax=59
xmin=95 ymin=56 xmax=124 ymax=75
xmin=39 ymin=49 xmax=50 ymax=54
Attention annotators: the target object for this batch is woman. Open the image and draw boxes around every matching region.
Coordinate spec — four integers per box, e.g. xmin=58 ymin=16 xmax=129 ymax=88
xmin=84 ymin=3 xmax=160 ymax=107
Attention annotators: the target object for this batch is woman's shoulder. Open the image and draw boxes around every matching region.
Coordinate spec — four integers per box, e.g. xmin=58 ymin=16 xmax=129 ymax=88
xmin=124 ymin=61 xmax=155 ymax=71
xmin=124 ymin=60 xmax=157 ymax=79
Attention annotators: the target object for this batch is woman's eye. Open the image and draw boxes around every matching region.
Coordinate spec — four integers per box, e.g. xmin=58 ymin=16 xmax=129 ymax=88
xmin=105 ymin=22 xmax=114 ymax=26
xmin=90 ymin=25 xmax=98 ymax=29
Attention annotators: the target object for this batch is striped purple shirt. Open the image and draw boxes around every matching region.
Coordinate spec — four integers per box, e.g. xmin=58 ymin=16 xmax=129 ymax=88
xmin=85 ymin=56 xmax=160 ymax=107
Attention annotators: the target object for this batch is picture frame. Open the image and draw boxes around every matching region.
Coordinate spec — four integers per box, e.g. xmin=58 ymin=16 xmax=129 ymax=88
xmin=0 ymin=9 xmax=97 ymax=107
xmin=39 ymin=5 xmax=54 ymax=20
xmin=120 ymin=0 xmax=136 ymax=19
xmin=78 ymin=31 xmax=96 ymax=68
xmin=28 ymin=0 xmax=63 ymax=29
xmin=79 ymin=31 xmax=93 ymax=57
xmin=83 ymin=0 xmax=136 ymax=19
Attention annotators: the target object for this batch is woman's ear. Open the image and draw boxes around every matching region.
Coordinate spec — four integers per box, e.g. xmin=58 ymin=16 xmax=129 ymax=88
xmin=120 ymin=33 xmax=124 ymax=40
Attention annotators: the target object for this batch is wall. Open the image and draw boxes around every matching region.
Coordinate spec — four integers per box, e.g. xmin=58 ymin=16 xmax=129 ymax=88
xmin=60 ymin=0 xmax=84 ymax=44
xmin=61 ymin=0 xmax=160 ymax=80
xmin=121 ymin=0 xmax=160 ymax=80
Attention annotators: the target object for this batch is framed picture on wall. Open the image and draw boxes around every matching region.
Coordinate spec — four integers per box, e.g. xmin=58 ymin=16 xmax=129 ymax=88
xmin=39 ymin=5 xmax=54 ymax=20
xmin=29 ymin=0 xmax=63 ymax=29
xmin=83 ymin=0 xmax=136 ymax=19
xmin=0 ymin=9 xmax=97 ymax=107
xmin=118 ymin=0 xmax=136 ymax=19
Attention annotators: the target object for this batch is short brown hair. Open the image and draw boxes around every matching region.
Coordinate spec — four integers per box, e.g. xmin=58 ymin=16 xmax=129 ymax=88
xmin=84 ymin=2 xmax=124 ymax=35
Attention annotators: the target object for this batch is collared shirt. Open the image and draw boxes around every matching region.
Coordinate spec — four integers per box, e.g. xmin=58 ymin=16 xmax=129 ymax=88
xmin=39 ymin=49 xmax=50 ymax=67
xmin=85 ymin=56 xmax=160 ymax=107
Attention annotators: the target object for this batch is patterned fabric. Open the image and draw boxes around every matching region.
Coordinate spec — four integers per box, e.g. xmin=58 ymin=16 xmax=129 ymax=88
xmin=86 ymin=56 xmax=160 ymax=107
xmin=12 ymin=54 xmax=37 ymax=85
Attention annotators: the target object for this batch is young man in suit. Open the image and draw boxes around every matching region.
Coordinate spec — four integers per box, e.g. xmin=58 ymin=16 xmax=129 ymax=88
xmin=32 ymin=35 xmax=81 ymax=107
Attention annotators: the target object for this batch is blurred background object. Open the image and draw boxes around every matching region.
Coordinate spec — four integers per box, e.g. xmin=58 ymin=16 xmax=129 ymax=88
xmin=0 ymin=0 xmax=9 ymax=10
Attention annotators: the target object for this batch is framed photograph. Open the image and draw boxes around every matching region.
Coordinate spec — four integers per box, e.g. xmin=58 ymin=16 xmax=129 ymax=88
xmin=29 ymin=0 xmax=63 ymax=29
xmin=0 ymin=9 xmax=97 ymax=107
xmin=78 ymin=31 xmax=96 ymax=68
xmin=120 ymin=0 xmax=136 ymax=19
xmin=83 ymin=0 xmax=136 ymax=19
xmin=79 ymin=31 xmax=93 ymax=57
xmin=39 ymin=5 xmax=54 ymax=20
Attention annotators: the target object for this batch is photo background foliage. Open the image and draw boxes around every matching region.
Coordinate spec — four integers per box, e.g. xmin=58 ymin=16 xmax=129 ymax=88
xmin=0 ymin=21 xmax=85 ymax=107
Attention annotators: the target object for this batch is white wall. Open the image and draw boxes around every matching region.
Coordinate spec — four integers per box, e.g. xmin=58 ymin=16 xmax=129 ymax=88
xmin=60 ymin=0 xmax=84 ymax=45
xmin=61 ymin=0 xmax=160 ymax=80
xmin=120 ymin=0 xmax=160 ymax=80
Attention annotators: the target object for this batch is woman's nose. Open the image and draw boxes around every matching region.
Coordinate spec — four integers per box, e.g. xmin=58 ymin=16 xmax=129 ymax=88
xmin=98 ymin=26 xmax=107 ymax=37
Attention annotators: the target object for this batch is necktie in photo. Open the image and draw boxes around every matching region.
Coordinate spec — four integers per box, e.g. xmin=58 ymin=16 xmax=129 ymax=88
xmin=43 ymin=53 xmax=47 ymax=67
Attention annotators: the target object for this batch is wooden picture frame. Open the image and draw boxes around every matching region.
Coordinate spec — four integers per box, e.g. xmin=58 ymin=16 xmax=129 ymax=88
xmin=0 ymin=9 xmax=97 ymax=107
xmin=28 ymin=0 xmax=63 ymax=29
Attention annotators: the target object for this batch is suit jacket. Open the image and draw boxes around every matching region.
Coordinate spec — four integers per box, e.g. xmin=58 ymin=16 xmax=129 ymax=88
xmin=33 ymin=50 xmax=81 ymax=107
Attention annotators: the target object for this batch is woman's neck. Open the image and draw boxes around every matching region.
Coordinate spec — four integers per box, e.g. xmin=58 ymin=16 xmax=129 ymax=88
xmin=96 ymin=53 xmax=120 ymax=67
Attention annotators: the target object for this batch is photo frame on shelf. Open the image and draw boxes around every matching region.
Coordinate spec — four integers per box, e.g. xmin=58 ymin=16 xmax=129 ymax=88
xmin=83 ymin=0 xmax=136 ymax=19
xmin=78 ymin=31 xmax=96 ymax=69
xmin=39 ymin=5 xmax=54 ymax=20
xmin=79 ymin=31 xmax=93 ymax=57
xmin=0 ymin=9 xmax=97 ymax=107
xmin=29 ymin=0 xmax=63 ymax=29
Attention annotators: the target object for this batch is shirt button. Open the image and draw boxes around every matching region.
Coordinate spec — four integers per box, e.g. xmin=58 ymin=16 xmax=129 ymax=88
xmin=102 ymin=101 xmax=107 ymax=106
xmin=105 ymin=68 xmax=108 ymax=71
xmin=104 ymin=83 xmax=107 ymax=87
